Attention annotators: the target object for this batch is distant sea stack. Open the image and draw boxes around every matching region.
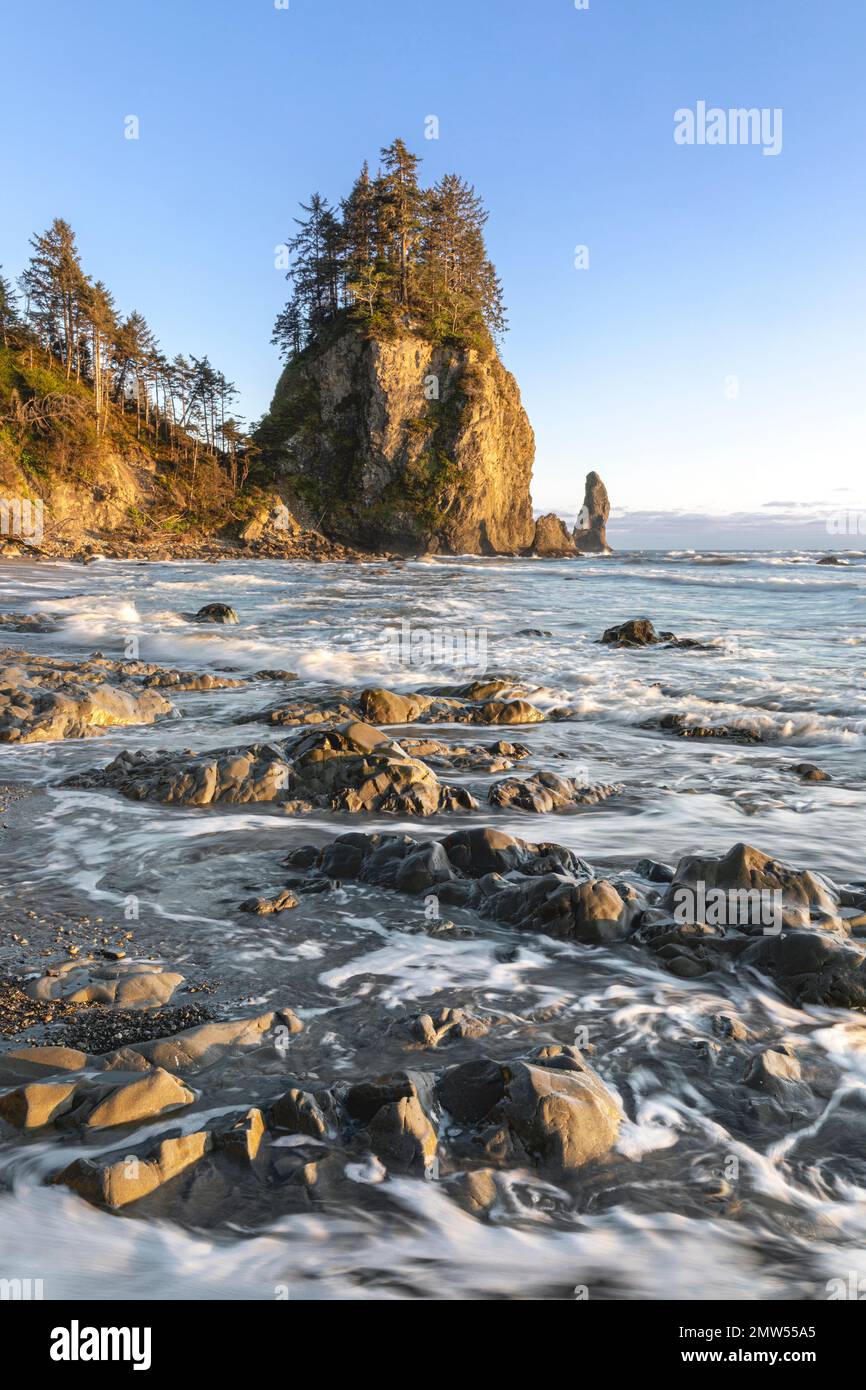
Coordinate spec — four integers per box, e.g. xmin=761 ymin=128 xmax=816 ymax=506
xmin=257 ymin=320 xmax=535 ymax=556
xmin=572 ymin=471 xmax=611 ymax=554
xmin=531 ymin=472 xmax=612 ymax=556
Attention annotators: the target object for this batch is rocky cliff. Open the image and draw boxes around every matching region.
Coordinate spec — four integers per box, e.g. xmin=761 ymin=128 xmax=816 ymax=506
xmin=255 ymin=321 xmax=536 ymax=555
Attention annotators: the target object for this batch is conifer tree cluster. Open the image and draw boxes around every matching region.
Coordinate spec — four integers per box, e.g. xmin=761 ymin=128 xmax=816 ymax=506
xmin=272 ymin=138 xmax=506 ymax=361
xmin=2 ymin=221 xmax=246 ymax=479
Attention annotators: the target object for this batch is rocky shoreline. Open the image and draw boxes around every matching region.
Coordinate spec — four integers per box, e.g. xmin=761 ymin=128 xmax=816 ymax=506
xmin=2 ymin=619 xmax=864 ymax=1248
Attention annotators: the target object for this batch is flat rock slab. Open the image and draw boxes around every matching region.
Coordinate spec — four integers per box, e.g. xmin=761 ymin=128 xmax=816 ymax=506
xmin=26 ymin=959 xmax=185 ymax=1010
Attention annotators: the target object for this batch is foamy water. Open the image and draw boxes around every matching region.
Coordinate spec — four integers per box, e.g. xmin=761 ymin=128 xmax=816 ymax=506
xmin=1 ymin=549 xmax=865 ymax=1299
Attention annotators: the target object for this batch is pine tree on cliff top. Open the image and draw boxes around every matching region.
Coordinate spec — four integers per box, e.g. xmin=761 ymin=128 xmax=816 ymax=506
xmin=272 ymin=139 xmax=506 ymax=361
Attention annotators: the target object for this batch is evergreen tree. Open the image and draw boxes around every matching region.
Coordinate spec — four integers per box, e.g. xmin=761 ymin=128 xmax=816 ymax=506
xmin=272 ymin=138 xmax=506 ymax=359
xmin=0 ymin=268 xmax=20 ymax=347
xmin=376 ymin=138 xmax=423 ymax=309
xmin=19 ymin=219 xmax=87 ymax=375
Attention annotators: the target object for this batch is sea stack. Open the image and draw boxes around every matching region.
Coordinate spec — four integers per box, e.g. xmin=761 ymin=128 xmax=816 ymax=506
xmin=256 ymin=323 xmax=535 ymax=556
xmin=572 ymin=471 xmax=611 ymax=554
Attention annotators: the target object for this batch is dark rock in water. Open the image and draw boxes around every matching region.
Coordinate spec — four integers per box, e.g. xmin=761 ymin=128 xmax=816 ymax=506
xmin=189 ymin=603 xmax=239 ymax=624
xmin=244 ymin=683 xmax=549 ymax=730
xmin=742 ymin=930 xmax=866 ymax=1009
xmin=666 ymin=842 xmax=840 ymax=932
xmin=647 ymin=713 xmax=762 ymax=744
xmin=602 ymin=618 xmax=710 ymax=650
xmin=269 ymin=1087 xmax=334 ymax=1140
xmin=488 ymin=770 xmax=622 ymax=812
xmin=65 ymin=720 xmax=477 ymax=817
xmin=532 ymin=514 xmax=575 ymax=557
xmin=515 ymin=628 xmax=552 ymax=638
xmin=285 ymin=826 xmax=632 ymax=942
xmin=745 ymin=1048 xmax=807 ymax=1104
xmin=817 ymin=555 xmax=844 ymax=565
xmin=387 ymin=1006 xmax=492 ymax=1049
xmin=239 ymin=888 xmax=299 ymax=914
xmin=790 ymin=762 xmax=832 ymax=782
xmin=572 ymin=471 xmax=611 ymax=554
xmin=635 ymin=858 xmax=675 ymax=884
xmin=602 ymin=618 xmax=660 ymax=646
xmin=437 ymin=1046 xmax=620 ymax=1171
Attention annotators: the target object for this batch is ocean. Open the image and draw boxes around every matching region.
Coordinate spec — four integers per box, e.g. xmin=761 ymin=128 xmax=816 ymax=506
xmin=0 ymin=549 xmax=864 ymax=1300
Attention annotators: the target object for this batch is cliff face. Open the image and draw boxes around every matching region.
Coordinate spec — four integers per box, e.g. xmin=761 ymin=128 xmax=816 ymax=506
xmin=257 ymin=322 xmax=536 ymax=555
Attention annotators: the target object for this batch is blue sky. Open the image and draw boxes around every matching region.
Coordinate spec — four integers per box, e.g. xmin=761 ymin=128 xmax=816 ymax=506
xmin=2 ymin=0 xmax=864 ymax=546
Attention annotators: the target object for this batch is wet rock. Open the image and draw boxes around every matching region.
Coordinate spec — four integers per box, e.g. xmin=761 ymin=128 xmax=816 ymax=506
xmin=745 ymin=1048 xmax=804 ymax=1101
xmin=0 ymin=1079 xmax=79 ymax=1129
xmin=366 ymin=1094 xmax=438 ymax=1173
xmin=99 ymin=1009 xmax=300 ymax=1074
xmin=400 ymin=736 xmax=530 ymax=775
xmin=713 ymin=1012 xmax=751 ymax=1042
xmin=26 ymin=959 xmax=185 ymax=1010
xmin=388 ymin=1006 xmax=492 ymax=1048
xmin=270 ymin=1087 xmax=333 ymax=1139
xmin=602 ymin=618 xmax=661 ymax=646
xmin=357 ymin=688 xmax=435 ymax=724
xmin=646 ymin=713 xmax=761 ymax=744
xmin=635 ymin=858 xmax=675 ymax=884
xmin=790 ymin=763 xmax=832 ymax=782
xmin=286 ymin=826 xmax=624 ymax=942
xmin=0 ymin=658 xmax=174 ymax=742
xmin=601 ymin=620 xmax=709 ymax=651
xmin=817 ymin=555 xmax=844 ymax=566
xmin=437 ymin=1049 xmax=620 ymax=1172
xmin=666 ymin=842 xmax=840 ymax=932
xmin=242 ymin=680 xmax=550 ymax=731
xmin=56 ymin=1130 xmax=211 ymax=1209
xmin=446 ymin=1166 xmax=501 ymax=1215
xmin=213 ymin=1108 xmax=266 ymax=1165
xmin=666 ymin=954 xmax=708 ymax=979
xmin=239 ymin=888 xmax=299 ymax=914
xmin=73 ymin=1067 xmax=194 ymax=1129
xmin=189 ymin=603 xmax=239 ymax=624
xmin=468 ymin=698 xmax=545 ymax=726
xmin=68 ymin=721 xmax=476 ymax=817
xmin=742 ymin=931 xmax=866 ymax=1009
xmin=0 ymin=1045 xmax=88 ymax=1085
xmin=489 ymin=771 xmax=623 ymax=812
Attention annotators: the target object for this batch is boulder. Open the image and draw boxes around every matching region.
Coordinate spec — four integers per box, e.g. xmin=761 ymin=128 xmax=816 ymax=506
xmin=77 ymin=1067 xmax=195 ymax=1129
xmin=488 ymin=771 xmax=621 ymax=812
xmin=666 ymin=842 xmax=840 ymax=931
xmin=0 ymin=1080 xmax=79 ymax=1129
xmin=56 ymin=1130 xmax=211 ymax=1209
xmin=26 ymin=959 xmax=185 ymax=1009
xmin=190 ymin=603 xmax=239 ymax=624
xmin=601 ymin=618 xmax=660 ymax=646
xmin=366 ymin=1095 xmax=438 ymax=1173
xmin=437 ymin=1047 xmax=620 ymax=1172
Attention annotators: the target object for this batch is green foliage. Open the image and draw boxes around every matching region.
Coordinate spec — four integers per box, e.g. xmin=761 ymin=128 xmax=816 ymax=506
xmin=272 ymin=138 xmax=506 ymax=364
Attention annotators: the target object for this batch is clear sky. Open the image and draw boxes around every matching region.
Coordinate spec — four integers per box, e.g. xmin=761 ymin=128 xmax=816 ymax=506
xmin=2 ymin=0 xmax=864 ymax=547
